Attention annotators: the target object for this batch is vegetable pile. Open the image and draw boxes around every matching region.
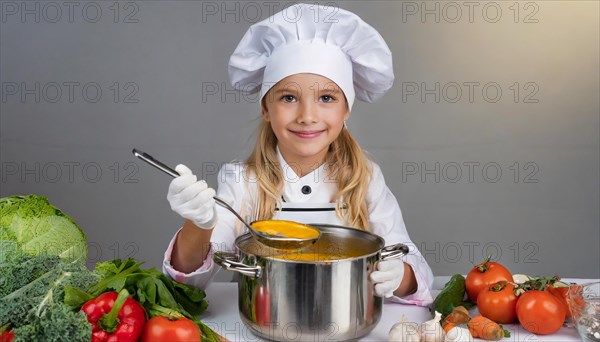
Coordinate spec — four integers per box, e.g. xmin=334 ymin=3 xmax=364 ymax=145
xmin=0 ymin=195 xmax=223 ymax=342
xmin=0 ymin=242 xmax=99 ymax=341
xmin=390 ymin=257 xmax=576 ymax=342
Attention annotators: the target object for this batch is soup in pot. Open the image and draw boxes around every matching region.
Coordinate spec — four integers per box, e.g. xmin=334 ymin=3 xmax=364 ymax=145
xmin=258 ymin=235 xmax=375 ymax=261
xmin=239 ymin=225 xmax=383 ymax=262
xmin=270 ymin=252 xmax=346 ymax=261
xmin=251 ymin=220 xmax=320 ymax=239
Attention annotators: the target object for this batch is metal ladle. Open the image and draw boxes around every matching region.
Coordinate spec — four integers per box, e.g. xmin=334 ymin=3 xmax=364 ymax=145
xmin=132 ymin=148 xmax=320 ymax=249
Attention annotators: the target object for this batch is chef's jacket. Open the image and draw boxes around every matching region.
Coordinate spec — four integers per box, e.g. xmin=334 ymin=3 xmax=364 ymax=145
xmin=163 ymin=149 xmax=434 ymax=306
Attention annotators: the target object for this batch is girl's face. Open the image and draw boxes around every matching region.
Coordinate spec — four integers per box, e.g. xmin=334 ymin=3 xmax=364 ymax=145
xmin=262 ymin=73 xmax=349 ymax=168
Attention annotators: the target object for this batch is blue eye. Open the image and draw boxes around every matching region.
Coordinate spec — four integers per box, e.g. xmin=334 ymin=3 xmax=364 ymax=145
xmin=281 ymin=95 xmax=296 ymax=102
xmin=320 ymin=95 xmax=335 ymax=103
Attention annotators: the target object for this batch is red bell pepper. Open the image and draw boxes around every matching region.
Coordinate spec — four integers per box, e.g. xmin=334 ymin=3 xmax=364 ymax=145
xmin=0 ymin=329 xmax=14 ymax=342
xmin=81 ymin=289 xmax=146 ymax=342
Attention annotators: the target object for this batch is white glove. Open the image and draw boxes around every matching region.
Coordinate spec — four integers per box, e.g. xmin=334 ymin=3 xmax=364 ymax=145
xmin=167 ymin=164 xmax=217 ymax=229
xmin=370 ymin=259 xmax=405 ymax=298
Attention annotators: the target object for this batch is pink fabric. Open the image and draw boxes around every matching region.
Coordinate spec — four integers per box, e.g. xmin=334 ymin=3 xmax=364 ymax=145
xmin=162 ymin=228 xmax=217 ymax=289
xmin=389 ymin=263 xmax=434 ymax=306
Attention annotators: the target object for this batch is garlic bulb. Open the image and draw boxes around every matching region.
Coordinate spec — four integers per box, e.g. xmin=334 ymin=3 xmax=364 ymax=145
xmin=444 ymin=326 xmax=473 ymax=342
xmin=420 ymin=311 xmax=445 ymax=342
xmin=388 ymin=315 xmax=421 ymax=342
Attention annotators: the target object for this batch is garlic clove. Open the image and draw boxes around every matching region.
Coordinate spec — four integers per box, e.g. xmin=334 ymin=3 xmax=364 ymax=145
xmin=421 ymin=311 xmax=445 ymax=342
xmin=444 ymin=326 xmax=474 ymax=342
xmin=388 ymin=315 xmax=421 ymax=342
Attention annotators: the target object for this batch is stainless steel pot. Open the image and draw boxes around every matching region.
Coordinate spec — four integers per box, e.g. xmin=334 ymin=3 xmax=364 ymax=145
xmin=213 ymin=224 xmax=408 ymax=341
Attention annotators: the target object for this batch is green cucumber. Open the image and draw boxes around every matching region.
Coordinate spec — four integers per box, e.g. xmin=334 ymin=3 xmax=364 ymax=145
xmin=431 ymin=274 xmax=467 ymax=318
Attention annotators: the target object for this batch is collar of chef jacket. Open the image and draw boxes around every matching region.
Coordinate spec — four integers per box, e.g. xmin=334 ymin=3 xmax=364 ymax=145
xmin=276 ymin=146 xmax=338 ymax=204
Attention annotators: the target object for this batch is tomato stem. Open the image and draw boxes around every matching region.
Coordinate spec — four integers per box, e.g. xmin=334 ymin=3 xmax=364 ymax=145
xmin=490 ymin=281 xmax=508 ymax=292
xmin=475 ymin=256 xmax=492 ymax=273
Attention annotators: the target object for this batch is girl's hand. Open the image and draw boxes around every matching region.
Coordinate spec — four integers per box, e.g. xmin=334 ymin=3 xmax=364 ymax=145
xmin=167 ymin=164 xmax=217 ymax=229
xmin=370 ymin=259 xmax=405 ymax=298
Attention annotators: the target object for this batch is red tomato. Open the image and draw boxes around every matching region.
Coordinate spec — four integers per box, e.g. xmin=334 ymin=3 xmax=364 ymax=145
xmin=516 ymin=290 xmax=566 ymax=335
xmin=546 ymin=285 xmax=571 ymax=319
xmin=477 ymin=281 xmax=518 ymax=323
xmin=466 ymin=259 xmax=512 ymax=302
xmin=142 ymin=316 xmax=201 ymax=342
xmin=254 ymin=285 xmax=270 ymax=326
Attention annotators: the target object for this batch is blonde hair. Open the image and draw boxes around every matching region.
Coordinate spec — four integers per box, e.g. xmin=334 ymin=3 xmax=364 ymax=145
xmin=245 ymin=120 xmax=372 ymax=230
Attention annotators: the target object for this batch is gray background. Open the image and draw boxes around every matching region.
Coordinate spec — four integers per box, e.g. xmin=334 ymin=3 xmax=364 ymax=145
xmin=1 ymin=1 xmax=598 ymax=280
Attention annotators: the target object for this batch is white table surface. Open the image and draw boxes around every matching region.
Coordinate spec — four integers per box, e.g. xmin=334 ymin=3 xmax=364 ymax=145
xmin=200 ymin=278 xmax=597 ymax=341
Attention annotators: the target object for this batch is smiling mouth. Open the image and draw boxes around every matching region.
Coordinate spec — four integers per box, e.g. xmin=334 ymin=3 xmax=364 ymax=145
xmin=290 ymin=130 xmax=325 ymax=139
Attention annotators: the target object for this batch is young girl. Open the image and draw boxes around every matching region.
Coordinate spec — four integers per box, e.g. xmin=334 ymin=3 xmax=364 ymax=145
xmin=163 ymin=3 xmax=433 ymax=305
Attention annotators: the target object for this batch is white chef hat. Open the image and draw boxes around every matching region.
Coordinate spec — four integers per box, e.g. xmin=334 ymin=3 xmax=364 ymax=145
xmin=228 ymin=3 xmax=394 ymax=110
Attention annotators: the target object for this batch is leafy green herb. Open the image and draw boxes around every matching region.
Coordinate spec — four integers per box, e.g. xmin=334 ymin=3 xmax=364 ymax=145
xmin=66 ymin=258 xmax=208 ymax=316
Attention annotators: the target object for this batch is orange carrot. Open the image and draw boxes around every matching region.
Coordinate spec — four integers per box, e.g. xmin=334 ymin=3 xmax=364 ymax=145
xmin=468 ymin=315 xmax=509 ymax=341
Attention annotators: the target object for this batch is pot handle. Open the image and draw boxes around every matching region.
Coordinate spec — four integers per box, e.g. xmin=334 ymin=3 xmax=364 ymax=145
xmin=213 ymin=251 xmax=262 ymax=279
xmin=380 ymin=243 xmax=409 ymax=261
